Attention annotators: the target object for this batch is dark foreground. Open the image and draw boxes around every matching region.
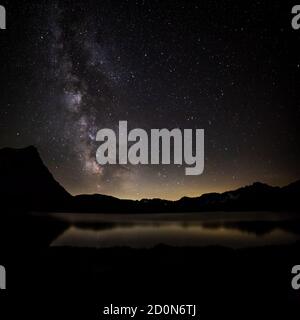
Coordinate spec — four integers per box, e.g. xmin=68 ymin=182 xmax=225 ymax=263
xmin=1 ymin=244 xmax=300 ymax=319
xmin=0 ymin=213 xmax=299 ymax=319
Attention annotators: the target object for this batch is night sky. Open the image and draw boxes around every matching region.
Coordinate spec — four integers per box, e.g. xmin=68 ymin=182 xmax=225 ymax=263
xmin=0 ymin=0 xmax=300 ymax=200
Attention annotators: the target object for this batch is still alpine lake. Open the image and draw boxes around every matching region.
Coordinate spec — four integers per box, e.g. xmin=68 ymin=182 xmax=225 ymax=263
xmin=50 ymin=212 xmax=300 ymax=249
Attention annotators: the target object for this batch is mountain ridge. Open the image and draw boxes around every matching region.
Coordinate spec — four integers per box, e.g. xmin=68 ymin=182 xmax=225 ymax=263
xmin=0 ymin=146 xmax=299 ymax=213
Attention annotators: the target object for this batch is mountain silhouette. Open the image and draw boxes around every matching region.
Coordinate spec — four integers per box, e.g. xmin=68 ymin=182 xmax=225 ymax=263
xmin=0 ymin=146 xmax=71 ymax=211
xmin=0 ymin=146 xmax=299 ymax=213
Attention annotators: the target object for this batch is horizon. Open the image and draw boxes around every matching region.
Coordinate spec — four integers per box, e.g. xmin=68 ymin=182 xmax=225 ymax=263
xmin=2 ymin=143 xmax=298 ymax=202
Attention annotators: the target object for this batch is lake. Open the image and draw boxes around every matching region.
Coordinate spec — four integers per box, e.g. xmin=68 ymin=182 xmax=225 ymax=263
xmin=50 ymin=212 xmax=300 ymax=249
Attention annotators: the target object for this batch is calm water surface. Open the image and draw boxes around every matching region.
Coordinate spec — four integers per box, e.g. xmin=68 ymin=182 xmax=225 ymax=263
xmin=50 ymin=212 xmax=300 ymax=249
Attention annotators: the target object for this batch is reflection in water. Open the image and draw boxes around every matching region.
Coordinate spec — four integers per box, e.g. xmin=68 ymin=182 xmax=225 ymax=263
xmin=51 ymin=212 xmax=300 ymax=249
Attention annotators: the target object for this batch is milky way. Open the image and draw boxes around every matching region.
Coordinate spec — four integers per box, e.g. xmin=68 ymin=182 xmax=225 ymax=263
xmin=0 ymin=1 xmax=300 ymax=199
xmin=45 ymin=1 xmax=136 ymax=194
